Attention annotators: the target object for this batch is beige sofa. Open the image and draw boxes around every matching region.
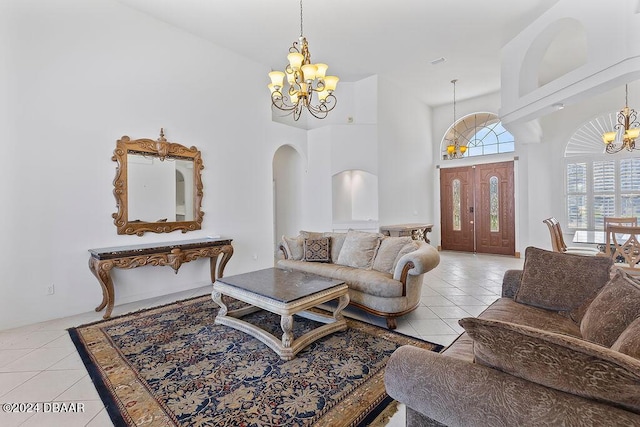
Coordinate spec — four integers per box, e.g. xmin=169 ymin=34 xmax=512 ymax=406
xmin=277 ymin=230 xmax=440 ymax=329
xmin=385 ymin=247 xmax=640 ymax=426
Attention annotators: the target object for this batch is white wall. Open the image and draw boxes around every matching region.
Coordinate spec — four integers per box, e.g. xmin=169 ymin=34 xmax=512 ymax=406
xmin=0 ymin=0 xmax=286 ymax=329
xmin=377 ymin=76 xmax=434 ymax=226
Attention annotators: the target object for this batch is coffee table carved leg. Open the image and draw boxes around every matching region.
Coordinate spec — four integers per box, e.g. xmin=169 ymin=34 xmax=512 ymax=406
xmin=211 ymin=290 xmax=228 ymax=317
xmin=280 ymin=315 xmax=294 ymax=348
xmin=334 ymin=293 xmax=350 ymax=321
xmin=88 ymin=258 xmax=115 ymax=319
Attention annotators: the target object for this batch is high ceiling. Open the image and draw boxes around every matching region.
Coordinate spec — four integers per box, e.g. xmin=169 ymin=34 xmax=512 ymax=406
xmin=116 ymin=0 xmax=560 ymax=106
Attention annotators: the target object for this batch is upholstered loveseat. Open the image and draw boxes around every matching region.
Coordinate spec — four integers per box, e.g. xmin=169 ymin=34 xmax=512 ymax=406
xmin=277 ymin=230 xmax=440 ymax=329
xmin=385 ymin=246 xmax=640 ymax=426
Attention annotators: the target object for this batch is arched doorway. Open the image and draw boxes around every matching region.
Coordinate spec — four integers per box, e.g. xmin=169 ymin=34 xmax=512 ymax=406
xmin=273 ymin=145 xmax=304 ymax=255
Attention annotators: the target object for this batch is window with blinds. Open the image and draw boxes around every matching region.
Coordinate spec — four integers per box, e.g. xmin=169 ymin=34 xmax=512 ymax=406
xmin=566 ymin=159 xmax=640 ymax=230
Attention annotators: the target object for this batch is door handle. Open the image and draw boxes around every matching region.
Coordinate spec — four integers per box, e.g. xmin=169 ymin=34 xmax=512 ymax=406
xmin=469 ymin=206 xmax=474 ymax=213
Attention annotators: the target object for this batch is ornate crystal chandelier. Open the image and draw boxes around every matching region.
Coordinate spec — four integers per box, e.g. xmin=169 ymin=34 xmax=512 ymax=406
xmin=267 ymin=0 xmax=339 ymax=121
xmin=446 ymin=79 xmax=467 ymax=159
xmin=602 ymin=84 xmax=640 ymax=153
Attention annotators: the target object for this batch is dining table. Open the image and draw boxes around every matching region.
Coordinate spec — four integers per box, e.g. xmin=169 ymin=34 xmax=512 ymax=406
xmin=572 ymin=230 xmax=607 ymax=245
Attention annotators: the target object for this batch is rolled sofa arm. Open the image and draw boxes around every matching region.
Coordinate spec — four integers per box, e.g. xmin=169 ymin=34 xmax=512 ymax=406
xmin=502 ymin=269 xmax=523 ymax=298
xmin=393 ymin=241 xmax=440 ymax=282
xmin=384 ymin=345 xmax=639 ymax=427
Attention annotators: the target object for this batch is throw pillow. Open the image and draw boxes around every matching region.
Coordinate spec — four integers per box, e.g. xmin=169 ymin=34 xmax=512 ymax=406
xmin=612 ymin=317 xmax=640 ymax=359
xmin=281 ymin=235 xmax=303 ymax=260
xmin=335 ymin=230 xmax=382 ymax=269
xmin=514 ymin=246 xmax=612 ymax=312
xmin=372 ymin=236 xmax=414 ymax=274
xmin=459 ymin=317 xmax=640 ymax=414
xmin=303 ymin=238 xmax=331 ymax=263
xmin=580 ymin=269 xmax=640 ymax=347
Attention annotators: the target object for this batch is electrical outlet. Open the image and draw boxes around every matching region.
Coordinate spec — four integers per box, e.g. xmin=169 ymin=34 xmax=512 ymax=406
xmin=46 ymin=284 xmax=55 ymax=295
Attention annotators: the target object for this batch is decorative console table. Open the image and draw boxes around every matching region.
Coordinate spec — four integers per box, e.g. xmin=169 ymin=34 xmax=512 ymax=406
xmin=379 ymin=223 xmax=434 ymax=243
xmin=88 ymin=237 xmax=233 ymax=319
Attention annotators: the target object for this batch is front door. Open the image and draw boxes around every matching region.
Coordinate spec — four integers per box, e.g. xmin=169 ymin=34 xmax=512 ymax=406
xmin=440 ymin=166 xmax=475 ymax=252
xmin=440 ymin=161 xmax=515 ymax=255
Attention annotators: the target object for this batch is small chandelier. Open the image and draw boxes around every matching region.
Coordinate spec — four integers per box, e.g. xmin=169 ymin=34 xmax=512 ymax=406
xmin=446 ymin=79 xmax=467 ymax=159
xmin=267 ymin=0 xmax=339 ymax=121
xmin=602 ymin=84 xmax=640 ymax=153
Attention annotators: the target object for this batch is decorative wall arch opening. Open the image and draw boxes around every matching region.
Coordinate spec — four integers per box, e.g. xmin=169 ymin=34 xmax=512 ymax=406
xmin=519 ymin=18 xmax=587 ymax=96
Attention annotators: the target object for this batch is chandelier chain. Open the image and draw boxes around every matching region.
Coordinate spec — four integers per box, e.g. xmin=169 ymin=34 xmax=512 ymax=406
xmin=299 ymin=0 xmax=304 ymax=37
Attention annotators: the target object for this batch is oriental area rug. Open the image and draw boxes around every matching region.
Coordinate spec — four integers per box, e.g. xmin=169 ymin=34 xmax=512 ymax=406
xmin=69 ymin=295 xmax=443 ymax=427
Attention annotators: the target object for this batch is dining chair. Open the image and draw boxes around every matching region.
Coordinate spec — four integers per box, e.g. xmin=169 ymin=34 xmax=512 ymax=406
xmin=543 ymin=217 xmax=600 ymax=256
xmin=602 ymin=224 xmax=640 ymax=273
xmin=603 ymin=217 xmax=637 ymax=254
xmin=604 ymin=216 xmax=638 ymax=227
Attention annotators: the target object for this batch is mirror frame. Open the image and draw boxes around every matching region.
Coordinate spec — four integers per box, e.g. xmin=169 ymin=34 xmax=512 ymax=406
xmin=112 ymin=130 xmax=204 ymax=236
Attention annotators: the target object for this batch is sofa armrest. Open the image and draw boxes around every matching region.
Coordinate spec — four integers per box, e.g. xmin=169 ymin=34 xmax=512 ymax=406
xmin=393 ymin=241 xmax=440 ymax=281
xmin=502 ymin=269 xmax=523 ymax=298
xmin=278 ymin=243 xmax=289 ymax=260
xmin=384 ymin=345 xmax=640 ymax=427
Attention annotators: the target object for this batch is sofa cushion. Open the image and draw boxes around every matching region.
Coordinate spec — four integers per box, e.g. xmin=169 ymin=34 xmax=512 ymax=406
xmin=322 ymin=232 xmax=347 ymax=263
xmin=581 ymin=270 xmax=640 ymax=347
xmin=281 ymin=235 xmax=303 ymax=260
xmin=514 ymin=246 xmax=612 ymax=312
xmin=277 ymin=260 xmax=404 ymax=298
xmin=372 ymin=236 xmax=414 ymax=274
xmin=479 ymin=297 xmax=581 ymax=337
xmin=303 ymin=237 xmax=331 ymax=262
xmin=300 ymin=230 xmax=324 ymax=240
xmin=336 ymin=230 xmax=382 ymax=269
xmin=612 ymin=317 xmax=640 ymax=359
xmin=460 ymin=317 xmax=640 ymax=414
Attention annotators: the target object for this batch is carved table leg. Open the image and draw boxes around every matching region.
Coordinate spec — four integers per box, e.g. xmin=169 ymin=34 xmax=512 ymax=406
xmin=216 ymin=245 xmax=234 ymax=279
xmin=280 ymin=315 xmax=294 ymax=348
xmin=88 ymin=258 xmax=115 ymax=319
xmin=211 ymin=290 xmax=228 ymax=316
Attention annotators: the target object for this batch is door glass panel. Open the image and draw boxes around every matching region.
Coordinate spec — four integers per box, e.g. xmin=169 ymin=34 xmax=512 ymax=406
xmin=489 ymin=176 xmax=499 ymax=232
xmin=453 ymin=179 xmax=461 ymax=231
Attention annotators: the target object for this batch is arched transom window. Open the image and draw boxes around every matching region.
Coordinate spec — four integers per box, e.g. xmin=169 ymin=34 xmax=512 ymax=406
xmin=441 ymin=112 xmax=515 ymax=160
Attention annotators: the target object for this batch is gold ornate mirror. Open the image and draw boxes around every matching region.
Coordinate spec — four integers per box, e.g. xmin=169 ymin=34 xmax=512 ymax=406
xmin=112 ymin=129 xmax=204 ymax=236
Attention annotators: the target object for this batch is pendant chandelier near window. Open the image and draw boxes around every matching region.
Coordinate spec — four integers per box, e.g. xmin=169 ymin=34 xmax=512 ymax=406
xmin=267 ymin=0 xmax=339 ymax=121
xmin=447 ymin=79 xmax=467 ymax=159
xmin=602 ymin=84 xmax=640 ymax=153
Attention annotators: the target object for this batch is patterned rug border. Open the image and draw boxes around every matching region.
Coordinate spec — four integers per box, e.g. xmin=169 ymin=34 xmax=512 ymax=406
xmin=69 ymin=295 xmax=444 ymax=426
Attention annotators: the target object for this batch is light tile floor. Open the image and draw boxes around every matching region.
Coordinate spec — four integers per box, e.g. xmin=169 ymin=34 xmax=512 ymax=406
xmin=0 ymin=251 xmax=523 ymax=426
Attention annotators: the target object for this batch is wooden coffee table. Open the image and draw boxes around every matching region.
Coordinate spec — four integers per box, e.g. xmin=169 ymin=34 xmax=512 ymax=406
xmin=212 ymin=268 xmax=350 ymax=360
